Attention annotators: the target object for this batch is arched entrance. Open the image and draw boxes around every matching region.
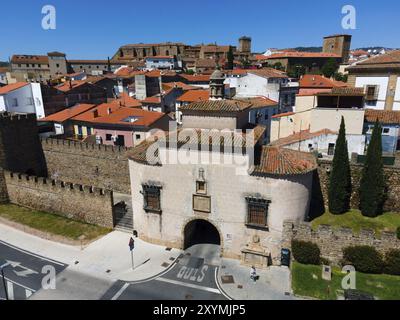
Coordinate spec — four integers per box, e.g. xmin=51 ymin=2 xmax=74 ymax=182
xmin=183 ymin=219 xmax=221 ymax=250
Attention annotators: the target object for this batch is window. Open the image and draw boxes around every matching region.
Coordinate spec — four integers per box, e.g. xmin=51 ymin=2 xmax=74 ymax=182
xmin=328 ymin=143 xmax=335 ymax=156
xmin=11 ymin=98 xmax=18 ymax=107
xmin=26 ymin=97 xmax=34 ymax=105
xmin=135 ymin=134 xmax=141 ymax=140
xmin=365 ymin=85 xmax=379 ymax=101
xmin=106 ymin=134 xmax=112 ymax=141
xmin=142 ymin=184 xmax=162 ymax=213
xmin=196 ymin=181 xmax=207 ymax=194
xmin=56 ymin=64 xmax=60 ymax=68
xmin=245 ymin=197 xmax=269 ymax=228
xmin=383 ymin=128 xmax=390 ymax=134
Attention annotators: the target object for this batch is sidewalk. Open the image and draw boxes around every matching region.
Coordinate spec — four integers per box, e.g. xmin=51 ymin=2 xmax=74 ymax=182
xmin=217 ymin=258 xmax=296 ymax=300
xmin=0 ymin=223 xmax=181 ymax=282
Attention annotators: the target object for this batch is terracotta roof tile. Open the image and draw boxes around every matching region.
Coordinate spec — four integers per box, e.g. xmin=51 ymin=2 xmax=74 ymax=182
xmin=11 ymin=55 xmax=49 ymax=65
xmin=252 ymin=146 xmax=317 ymax=175
xmin=179 ymin=74 xmax=210 ymax=82
xmin=177 ymin=90 xmax=209 ymax=102
xmin=364 ymin=109 xmax=400 ymax=124
xmin=248 ymin=68 xmax=288 ymax=79
xmin=347 ymin=50 xmax=400 ymax=71
xmin=271 ymin=112 xmax=295 ymax=119
xmin=181 ymin=99 xmax=252 ymax=113
xmin=41 ymin=104 xmax=96 ymax=122
xmin=0 ymin=82 xmax=29 ymax=94
xmin=270 ymin=129 xmax=337 ymax=147
xmin=299 ymin=74 xmax=347 ymax=89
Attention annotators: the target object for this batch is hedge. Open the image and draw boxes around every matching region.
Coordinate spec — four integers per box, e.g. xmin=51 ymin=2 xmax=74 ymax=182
xmin=343 ymin=246 xmax=384 ymax=274
xmin=384 ymin=249 xmax=400 ymax=276
xmin=291 ymin=240 xmax=321 ymax=265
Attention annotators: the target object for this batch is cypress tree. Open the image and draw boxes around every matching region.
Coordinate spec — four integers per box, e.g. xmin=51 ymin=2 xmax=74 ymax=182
xmin=359 ymin=120 xmax=386 ymax=217
xmin=328 ymin=116 xmax=352 ymax=214
xmin=227 ymin=46 xmax=234 ymax=70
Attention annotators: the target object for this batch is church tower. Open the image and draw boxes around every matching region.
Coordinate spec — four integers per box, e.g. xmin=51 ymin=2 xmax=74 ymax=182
xmin=209 ymin=69 xmax=225 ymax=100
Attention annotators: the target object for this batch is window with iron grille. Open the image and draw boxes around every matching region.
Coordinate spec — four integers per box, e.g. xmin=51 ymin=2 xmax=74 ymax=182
xmin=142 ymin=184 xmax=162 ymax=213
xmin=245 ymin=197 xmax=270 ymax=228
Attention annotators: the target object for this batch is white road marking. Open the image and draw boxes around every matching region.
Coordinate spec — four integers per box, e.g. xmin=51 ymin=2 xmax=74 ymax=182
xmin=0 ymin=240 xmax=65 ymax=266
xmin=25 ymin=289 xmax=33 ymax=299
xmin=7 ymin=281 xmax=14 ymax=300
xmin=214 ymin=268 xmax=233 ymax=300
xmin=155 ymin=277 xmax=221 ymax=294
xmin=111 ymin=283 xmax=130 ymax=300
xmin=3 ymin=276 xmax=36 ymax=292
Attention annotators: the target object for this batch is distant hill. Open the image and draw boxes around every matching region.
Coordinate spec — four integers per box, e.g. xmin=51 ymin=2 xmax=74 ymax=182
xmin=292 ymin=47 xmax=323 ymax=52
xmin=354 ymin=47 xmax=399 ymax=52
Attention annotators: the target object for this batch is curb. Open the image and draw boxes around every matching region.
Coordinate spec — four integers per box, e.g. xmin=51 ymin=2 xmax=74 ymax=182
xmin=215 ymin=266 xmax=234 ymax=300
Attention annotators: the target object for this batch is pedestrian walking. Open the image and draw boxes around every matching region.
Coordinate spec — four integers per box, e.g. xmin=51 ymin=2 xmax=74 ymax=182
xmin=250 ymin=266 xmax=257 ymax=282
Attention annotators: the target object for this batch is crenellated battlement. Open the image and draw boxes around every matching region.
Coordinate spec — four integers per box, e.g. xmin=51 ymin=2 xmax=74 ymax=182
xmin=0 ymin=112 xmax=37 ymax=122
xmin=5 ymin=171 xmax=113 ymax=198
xmin=282 ymin=220 xmax=400 ymax=265
xmin=4 ymin=170 xmax=115 ymax=228
xmin=40 ymin=137 xmax=130 ymax=154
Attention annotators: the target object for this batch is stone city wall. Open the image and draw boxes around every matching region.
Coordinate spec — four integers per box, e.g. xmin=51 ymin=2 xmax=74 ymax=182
xmin=317 ymin=159 xmax=400 ymax=212
xmin=41 ymin=138 xmax=131 ymax=194
xmin=282 ymin=220 xmax=400 ymax=265
xmin=4 ymin=171 xmax=114 ymax=228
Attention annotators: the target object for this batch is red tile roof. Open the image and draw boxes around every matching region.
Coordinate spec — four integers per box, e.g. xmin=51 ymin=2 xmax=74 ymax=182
xmin=90 ymin=107 xmax=166 ymax=127
xmin=41 ymin=104 xmax=96 ymax=122
xmin=0 ymin=82 xmax=29 ymax=94
xmin=55 ymin=80 xmax=88 ymax=92
xmin=114 ymin=93 xmax=142 ymax=108
xmin=347 ymin=50 xmax=400 ymax=71
xmin=248 ymin=68 xmax=288 ymax=79
xmin=141 ymin=96 xmax=161 ymax=104
xmin=179 ymin=74 xmax=210 ymax=82
xmin=364 ymin=110 xmax=400 ymax=124
xmin=234 ymin=96 xmax=278 ymax=108
xmin=11 ymin=55 xmax=49 ymax=65
xmin=176 ymin=90 xmax=210 ymax=102
xmin=270 ymin=129 xmax=337 ymax=147
xmin=252 ymin=146 xmax=317 ymax=175
xmin=163 ymin=82 xmax=200 ymax=91
xmin=299 ymin=74 xmax=347 ymax=89
xmin=271 ymin=112 xmax=295 ymax=119
xmin=297 ymin=88 xmax=332 ymax=96
xmin=72 ymin=102 xmax=123 ymax=122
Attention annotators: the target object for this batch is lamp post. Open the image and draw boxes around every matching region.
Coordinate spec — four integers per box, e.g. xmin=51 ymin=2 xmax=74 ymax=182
xmin=1 ymin=267 xmax=8 ymax=300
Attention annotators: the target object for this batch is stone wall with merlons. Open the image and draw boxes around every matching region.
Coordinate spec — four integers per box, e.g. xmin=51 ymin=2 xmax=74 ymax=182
xmin=282 ymin=220 xmax=400 ymax=265
xmin=4 ymin=171 xmax=114 ymax=228
xmin=317 ymin=159 xmax=400 ymax=212
xmin=41 ymin=138 xmax=131 ymax=194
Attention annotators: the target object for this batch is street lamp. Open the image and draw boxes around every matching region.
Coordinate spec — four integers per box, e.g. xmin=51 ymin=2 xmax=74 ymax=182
xmin=0 ymin=267 xmax=9 ymax=300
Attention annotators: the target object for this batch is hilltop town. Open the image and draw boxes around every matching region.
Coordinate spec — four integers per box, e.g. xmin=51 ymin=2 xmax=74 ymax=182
xmin=1 ymin=33 xmax=400 ymax=302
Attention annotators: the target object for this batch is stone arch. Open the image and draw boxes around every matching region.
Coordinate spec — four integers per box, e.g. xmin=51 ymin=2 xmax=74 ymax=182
xmin=182 ymin=218 xmax=222 ymax=250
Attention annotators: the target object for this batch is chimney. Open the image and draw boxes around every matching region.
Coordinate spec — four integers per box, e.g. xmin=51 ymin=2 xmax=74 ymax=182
xmin=93 ymin=109 xmax=99 ymax=118
xmin=107 ymin=107 xmax=112 ymax=115
xmin=69 ymin=79 xmax=73 ymax=90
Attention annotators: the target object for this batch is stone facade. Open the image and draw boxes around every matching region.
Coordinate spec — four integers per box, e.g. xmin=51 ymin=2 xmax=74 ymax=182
xmin=4 ymin=171 xmax=114 ymax=228
xmin=317 ymin=159 xmax=400 ymax=212
xmin=41 ymin=138 xmax=131 ymax=194
xmin=282 ymin=220 xmax=400 ymax=265
xmin=129 ymin=149 xmax=314 ymax=266
xmin=0 ymin=168 xmax=8 ymax=203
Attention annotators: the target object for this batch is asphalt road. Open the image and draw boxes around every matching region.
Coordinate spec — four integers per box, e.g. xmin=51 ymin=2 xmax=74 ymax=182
xmin=101 ymin=244 xmax=229 ymax=300
xmin=0 ymin=239 xmax=67 ymax=300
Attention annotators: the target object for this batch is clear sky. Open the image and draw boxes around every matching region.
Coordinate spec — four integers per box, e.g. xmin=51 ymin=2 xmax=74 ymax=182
xmin=1 ymin=0 xmax=399 ymax=61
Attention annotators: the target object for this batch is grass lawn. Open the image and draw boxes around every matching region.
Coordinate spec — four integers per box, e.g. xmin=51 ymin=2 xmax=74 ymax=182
xmin=0 ymin=204 xmax=111 ymax=241
xmin=311 ymin=209 xmax=400 ymax=236
xmin=292 ymin=261 xmax=400 ymax=300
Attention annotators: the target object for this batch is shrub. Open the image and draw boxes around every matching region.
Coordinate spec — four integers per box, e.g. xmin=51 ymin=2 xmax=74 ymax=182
xmin=384 ymin=249 xmax=400 ymax=275
xmin=343 ymin=246 xmax=384 ymax=274
xmin=291 ymin=240 xmax=321 ymax=265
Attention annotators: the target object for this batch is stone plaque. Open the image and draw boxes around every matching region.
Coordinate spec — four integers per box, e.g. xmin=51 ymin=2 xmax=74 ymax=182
xmin=322 ymin=265 xmax=332 ymax=281
xmin=193 ymin=195 xmax=211 ymax=213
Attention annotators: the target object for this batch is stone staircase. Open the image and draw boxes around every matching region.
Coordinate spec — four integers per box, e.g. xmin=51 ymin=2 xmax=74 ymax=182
xmin=113 ymin=201 xmax=133 ymax=232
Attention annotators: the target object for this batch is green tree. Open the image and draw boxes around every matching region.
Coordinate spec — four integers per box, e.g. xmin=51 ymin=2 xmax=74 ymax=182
xmin=334 ymin=72 xmax=348 ymax=82
xmin=359 ymin=120 xmax=386 ymax=217
xmin=321 ymin=58 xmax=338 ymax=78
xmin=328 ymin=117 xmax=352 ymax=214
xmin=226 ymin=46 xmax=234 ymax=70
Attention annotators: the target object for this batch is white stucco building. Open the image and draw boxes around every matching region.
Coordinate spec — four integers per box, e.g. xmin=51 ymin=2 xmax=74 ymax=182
xmin=347 ymin=50 xmax=400 ymax=111
xmin=0 ymin=82 xmax=45 ymax=119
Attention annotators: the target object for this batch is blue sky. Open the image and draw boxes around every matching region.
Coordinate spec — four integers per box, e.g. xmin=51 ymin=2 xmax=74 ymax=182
xmin=1 ymin=0 xmax=399 ymax=61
